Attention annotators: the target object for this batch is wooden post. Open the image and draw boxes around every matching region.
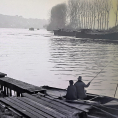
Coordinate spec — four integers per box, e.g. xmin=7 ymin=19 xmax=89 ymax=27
xmin=10 ymin=89 xmax=12 ymax=96
xmin=17 ymin=92 xmax=20 ymax=97
xmin=7 ymin=87 xmax=9 ymax=96
xmin=0 ymin=85 xmax=3 ymax=91
xmin=4 ymin=87 xmax=6 ymax=96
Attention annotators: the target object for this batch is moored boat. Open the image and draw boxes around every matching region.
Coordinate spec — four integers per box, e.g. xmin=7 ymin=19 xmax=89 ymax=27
xmin=41 ymin=85 xmax=118 ymax=118
xmin=53 ymin=29 xmax=76 ymax=37
xmin=76 ymin=29 xmax=118 ymax=40
xmin=53 ymin=28 xmax=118 ymax=40
xmin=29 ymin=27 xmax=34 ymax=31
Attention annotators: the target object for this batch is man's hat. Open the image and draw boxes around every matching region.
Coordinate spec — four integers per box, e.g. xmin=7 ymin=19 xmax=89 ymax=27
xmin=69 ymin=80 xmax=73 ymax=84
xmin=78 ymin=76 xmax=82 ymax=81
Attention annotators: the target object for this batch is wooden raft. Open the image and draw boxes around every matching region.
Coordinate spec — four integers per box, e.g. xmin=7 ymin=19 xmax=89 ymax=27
xmin=0 ymin=93 xmax=91 ymax=118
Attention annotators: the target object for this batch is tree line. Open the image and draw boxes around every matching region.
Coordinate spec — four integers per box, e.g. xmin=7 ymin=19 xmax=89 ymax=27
xmin=0 ymin=14 xmax=47 ymax=28
xmin=47 ymin=0 xmax=118 ymax=31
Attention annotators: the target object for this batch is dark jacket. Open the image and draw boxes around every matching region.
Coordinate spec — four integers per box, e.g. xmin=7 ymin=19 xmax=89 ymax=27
xmin=74 ymin=81 xmax=90 ymax=99
xmin=66 ymin=85 xmax=77 ymax=100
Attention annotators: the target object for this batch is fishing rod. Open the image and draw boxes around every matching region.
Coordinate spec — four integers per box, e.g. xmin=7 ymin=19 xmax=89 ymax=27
xmin=89 ymin=45 xmax=117 ymax=83
xmin=66 ymin=60 xmax=111 ymax=83
xmin=89 ymin=61 xmax=112 ymax=83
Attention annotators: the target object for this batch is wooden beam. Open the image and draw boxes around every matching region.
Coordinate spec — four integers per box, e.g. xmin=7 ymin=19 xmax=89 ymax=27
xmin=0 ymin=77 xmax=42 ymax=94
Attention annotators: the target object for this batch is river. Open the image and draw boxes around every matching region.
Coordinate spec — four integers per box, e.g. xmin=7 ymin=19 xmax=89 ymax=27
xmin=0 ymin=28 xmax=118 ymax=98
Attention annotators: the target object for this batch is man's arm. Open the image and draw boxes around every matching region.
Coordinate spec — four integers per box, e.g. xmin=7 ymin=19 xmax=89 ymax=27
xmin=84 ymin=82 xmax=91 ymax=87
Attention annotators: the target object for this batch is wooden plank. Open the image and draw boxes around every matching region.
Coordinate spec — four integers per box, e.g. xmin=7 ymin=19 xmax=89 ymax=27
xmin=88 ymin=115 xmax=102 ymax=118
xmin=5 ymin=97 xmax=47 ymax=118
xmin=0 ymin=98 xmax=38 ymax=118
xmin=34 ymin=94 xmax=82 ymax=112
xmin=22 ymin=93 xmax=79 ymax=116
xmin=7 ymin=97 xmax=56 ymax=118
xmin=8 ymin=107 xmax=23 ymax=118
xmin=25 ymin=93 xmax=79 ymax=113
xmin=18 ymin=97 xmax=66 ymax=118
xmin=48 ymin=96 xmax=91 ymax=112
xmin=69 ymin=103 xmax=92 ymax=110
xmin=34 ymin=93 xmax=90 ymax=112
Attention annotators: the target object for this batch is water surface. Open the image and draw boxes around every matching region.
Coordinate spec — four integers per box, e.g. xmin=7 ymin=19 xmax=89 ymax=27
xmin=0 ymin=28 xmax=118 ymax=97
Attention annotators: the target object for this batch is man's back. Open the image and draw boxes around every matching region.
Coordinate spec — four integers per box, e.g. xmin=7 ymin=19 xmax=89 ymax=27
xmin=74 ymin=81 xmax=87 ymax=99
xmin=66 ymin=85 xmax=77 ymax=100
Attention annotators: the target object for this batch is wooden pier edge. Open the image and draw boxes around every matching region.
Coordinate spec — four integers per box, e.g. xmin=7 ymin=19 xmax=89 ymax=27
xmin=0 ymin=72 xmax=43 ymax=97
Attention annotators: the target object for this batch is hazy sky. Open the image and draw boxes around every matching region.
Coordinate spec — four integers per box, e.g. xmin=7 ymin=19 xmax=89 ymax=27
xmin=0 ymin=0 xmax=117 ymax=27
xmin=0 ymin=0 xmax=67 ymax=19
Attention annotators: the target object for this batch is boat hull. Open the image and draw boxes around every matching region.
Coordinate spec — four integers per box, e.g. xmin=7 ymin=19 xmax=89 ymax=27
xmin=53 ymin=29 xmax=76 ymax=37
xmin=42 ymin=86 xmax=118 ymax=104
xmin=53 ymin=29 xmax=118 ymax=40
xmin=76 ymin=31 xmax=118 ymax=40
xmin=42 ymin=86 xmax=118 ymax=118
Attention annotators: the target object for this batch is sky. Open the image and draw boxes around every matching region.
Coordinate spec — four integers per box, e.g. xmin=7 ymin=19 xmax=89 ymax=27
xmin=0 ymin=0 xmax=67 ymax=19
xmin=0 ymin=0 xmax=117 ymax=28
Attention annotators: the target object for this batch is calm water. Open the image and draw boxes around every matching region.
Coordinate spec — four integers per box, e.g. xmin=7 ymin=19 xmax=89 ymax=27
xmin=0 ymin=28 xmax=118 ymax=97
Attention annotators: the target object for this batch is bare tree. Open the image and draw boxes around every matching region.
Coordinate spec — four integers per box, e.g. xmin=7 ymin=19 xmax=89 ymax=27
xmin=99 ymin=0 xmax=105 ymax=30
xmin=79 ymin=0 xmax=85 ymax=29
xmin=89 ymin=0 xmax=96 ymax=29
xmin=104 ymin=0 xmax=112 ymax=30
xmin=67 ymin=0 xmax=79 ymax=29
xmin=66 ymin=0 xmax=112 ymax=30
xmin=113 ymin=0 xmax=118 ymax=26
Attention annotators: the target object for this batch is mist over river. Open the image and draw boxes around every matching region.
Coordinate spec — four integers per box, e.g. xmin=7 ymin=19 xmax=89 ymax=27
xmin=0 ymin=28 xmax=118 ymax=97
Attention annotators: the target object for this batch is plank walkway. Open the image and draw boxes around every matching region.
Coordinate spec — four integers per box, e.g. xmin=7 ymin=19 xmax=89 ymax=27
xmin=0 ymin=73 xmax=92 ymax=118
xmin=0 ymin=93 xmax=92 ymax=118
xmin=0 ymin=93 xmax=88 ymax=118
xmin=32 ymin=93 xmax=91 ymax=112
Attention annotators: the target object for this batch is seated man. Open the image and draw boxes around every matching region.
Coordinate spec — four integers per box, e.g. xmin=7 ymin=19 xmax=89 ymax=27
xmin=66 ymin=80 xmax=77 ymax=100
xmin=74 ymin=76 xmax=91 ymax=100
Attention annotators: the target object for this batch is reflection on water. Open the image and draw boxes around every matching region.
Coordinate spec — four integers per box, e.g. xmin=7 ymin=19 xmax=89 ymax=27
xmin=0 ymin=28 xmax=118 ymax=98
xmin=49 ymin=37 xmax=118 ymax=97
